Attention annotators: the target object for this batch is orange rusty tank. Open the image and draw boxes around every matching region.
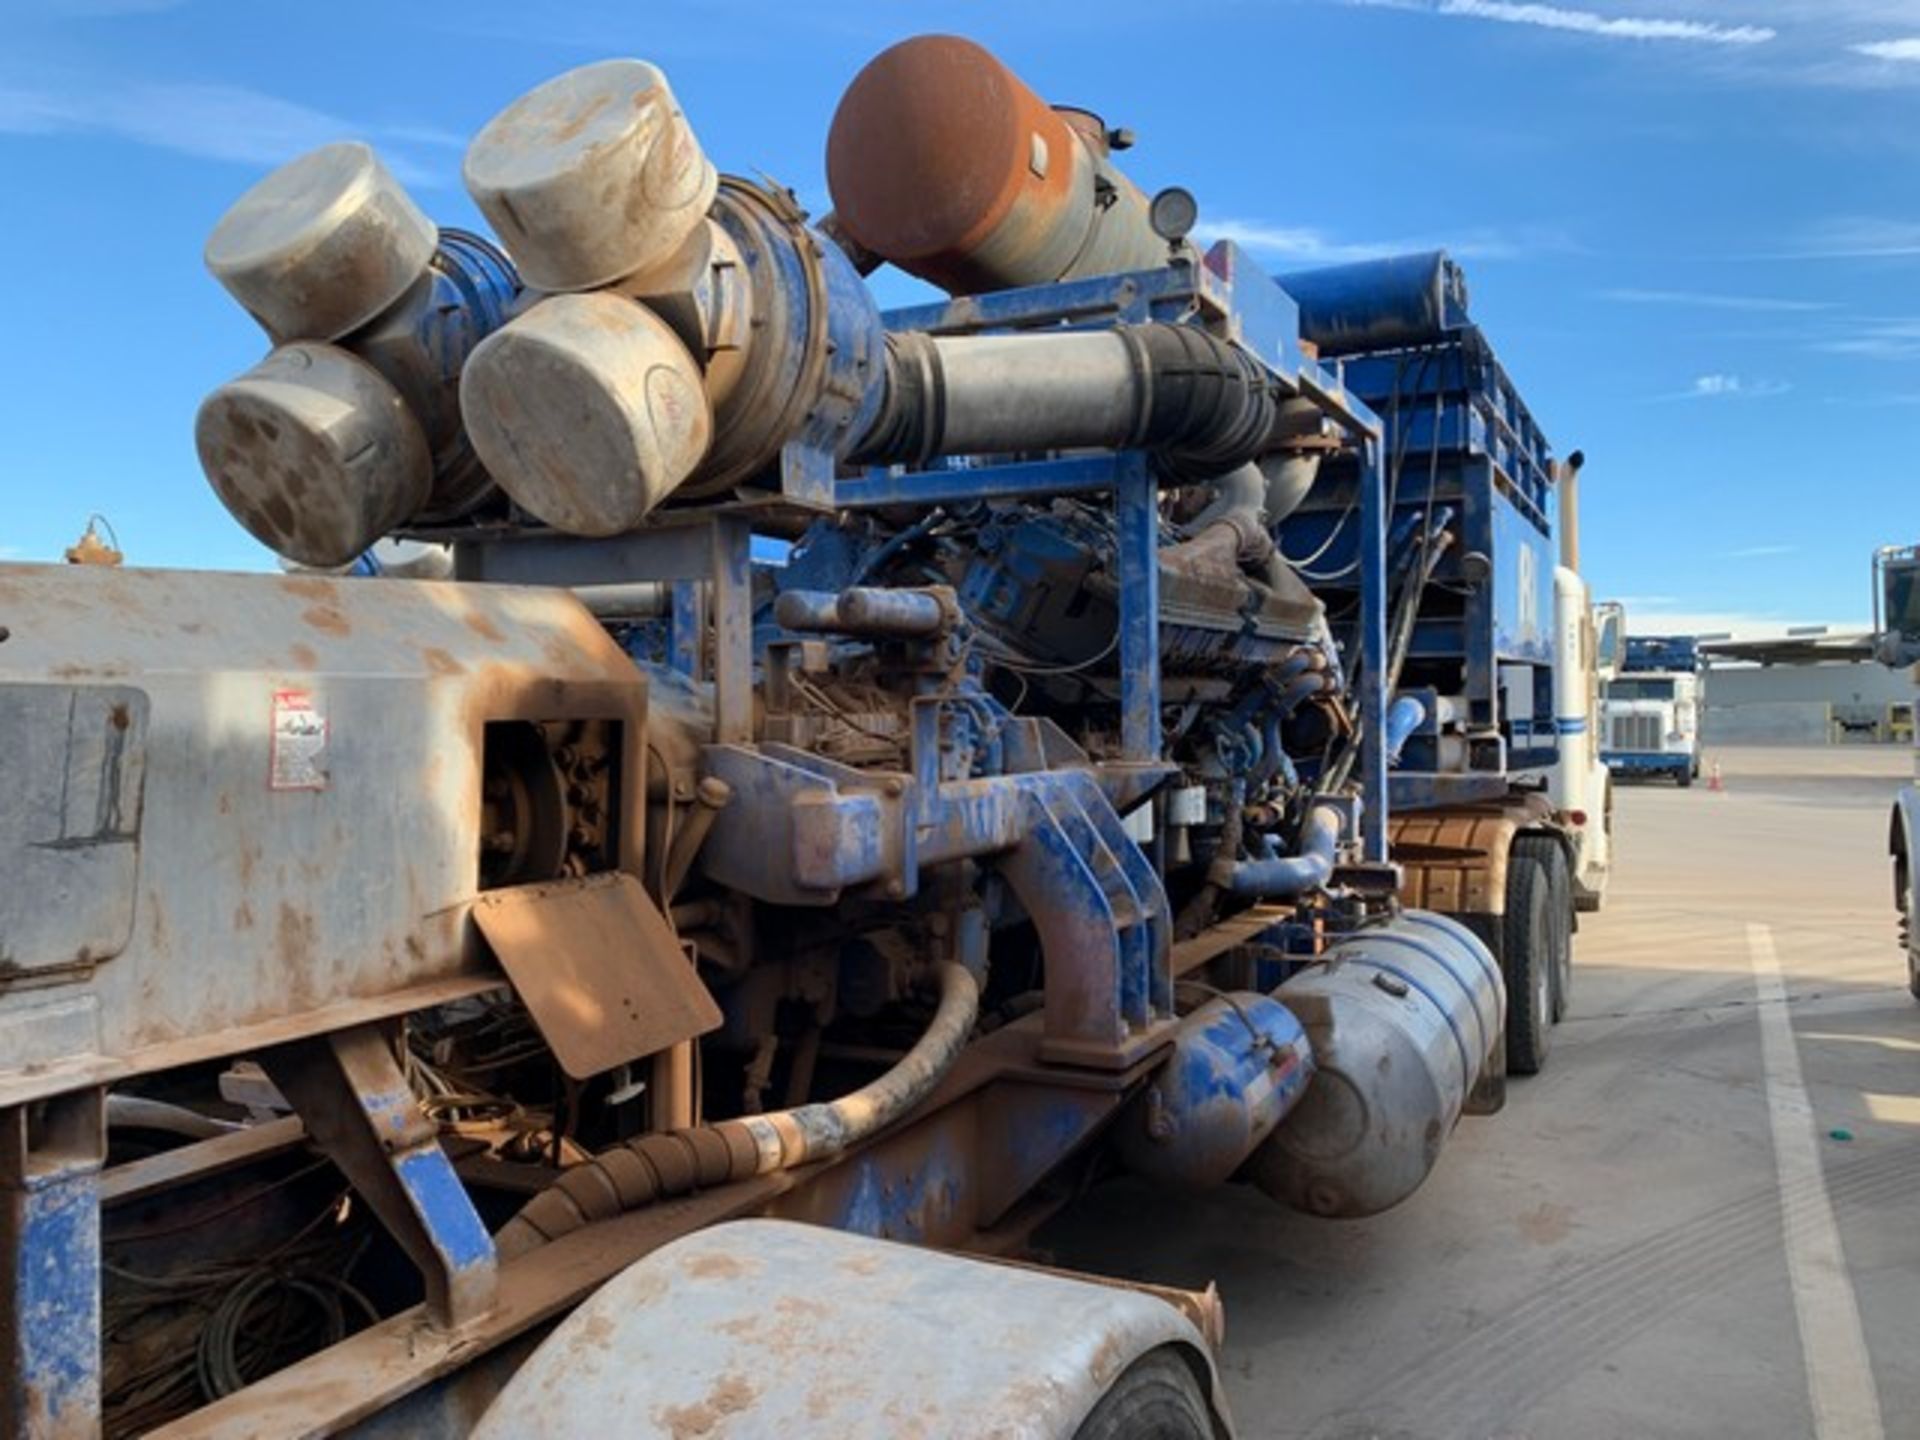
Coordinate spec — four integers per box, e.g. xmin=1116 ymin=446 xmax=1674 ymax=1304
xmin=826 ymin=34 xmax=1165 ymax=295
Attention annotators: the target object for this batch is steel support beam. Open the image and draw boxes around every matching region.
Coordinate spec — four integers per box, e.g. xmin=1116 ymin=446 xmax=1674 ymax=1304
xmin=1 ymin=1090 xmax=104 ymax=1440
xmin=1115 ymin=455 xmax=1162 ymax=765
xmin=263 ymin=1025 xmax=496 ymax=1329
xmin=709 ymin=516 xmax=753 ymax=745
xmin=668 ymin=580 xmax=702 ymax=678
xmin=1359 ymin=436 xmax=1390 ymax=863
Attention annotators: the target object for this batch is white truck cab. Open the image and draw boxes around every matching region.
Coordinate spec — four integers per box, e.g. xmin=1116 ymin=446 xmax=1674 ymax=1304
xmin=1603 ymin=636 xmax=1703 ymax=787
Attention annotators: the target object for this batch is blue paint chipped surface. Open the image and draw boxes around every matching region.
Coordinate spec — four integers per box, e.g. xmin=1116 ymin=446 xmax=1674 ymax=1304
xmin=10 ymin=1171 xmax=101 ymax=1432
xmin=394 ymin=1149 xmax=495 ymax=1273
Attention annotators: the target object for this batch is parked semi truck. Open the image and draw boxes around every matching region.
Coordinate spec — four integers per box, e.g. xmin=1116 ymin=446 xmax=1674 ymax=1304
xmin=3 ymin=38 xmax=1594 ymax=1437
xmin=1602 ymin=635 xmax=1704 ymax=786
xmin=1875 ymin=546 xmax=1920 ymax=996
xmin=1276 ymin=267 xmax=1621 ymax=1073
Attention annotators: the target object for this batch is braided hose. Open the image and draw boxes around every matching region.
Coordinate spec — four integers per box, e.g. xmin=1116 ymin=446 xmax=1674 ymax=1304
xmin=496 ymin=962 xmax=980 ymax=1258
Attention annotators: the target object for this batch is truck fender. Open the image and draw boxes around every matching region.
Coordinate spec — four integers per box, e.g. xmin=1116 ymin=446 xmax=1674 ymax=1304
xmin=473 ymin=1218 xmax=1233 ymax=1439
xmin=1892 ymin=788 xmax=1919 ymax=968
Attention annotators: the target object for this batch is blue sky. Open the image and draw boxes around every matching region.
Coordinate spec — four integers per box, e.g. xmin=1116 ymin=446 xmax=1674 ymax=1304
xmin=2 ymin=0 xmax=1916 ymax=634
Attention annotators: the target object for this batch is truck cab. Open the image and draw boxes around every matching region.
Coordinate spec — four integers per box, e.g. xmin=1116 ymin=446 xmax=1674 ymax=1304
xmin=1603 ymin=635 xmax=1703 ymax=787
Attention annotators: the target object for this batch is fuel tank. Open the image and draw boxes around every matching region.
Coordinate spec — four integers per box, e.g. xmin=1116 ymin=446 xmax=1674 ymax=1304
xmin=1251 ymin=910 xmax=1503 ymax=1218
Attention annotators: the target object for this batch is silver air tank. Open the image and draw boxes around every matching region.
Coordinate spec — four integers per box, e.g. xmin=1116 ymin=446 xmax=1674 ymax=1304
xmin=1250 ymin=910 xmax=1504 ymax=1218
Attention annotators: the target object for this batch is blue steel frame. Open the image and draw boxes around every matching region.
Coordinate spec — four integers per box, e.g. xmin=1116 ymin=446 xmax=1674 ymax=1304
xmin=1283 ymin=322 xmax=1558 ymax=814
xmin=838 ymin=242 xmax=1388 ymax=860
xmin=3 ymin=1091 xmax=104 ymax=1437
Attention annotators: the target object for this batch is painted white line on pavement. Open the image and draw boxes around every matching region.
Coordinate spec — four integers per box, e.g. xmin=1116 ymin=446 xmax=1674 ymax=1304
xmin=1748 ymin=921 xmax=1885 ymax=1440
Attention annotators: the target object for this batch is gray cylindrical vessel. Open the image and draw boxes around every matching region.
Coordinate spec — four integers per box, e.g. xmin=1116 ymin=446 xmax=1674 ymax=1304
xmin=464 ymin=58 xmax=717 ymax=293
xmin=196 ymin=342 xmax=432 ymax=567
xmin=1250 ymin=910 xmax=1503 ymax=1219
xmin=459 ymin=291 xmax=713 ymax=536
xmin=205 ymin=142 xmax=438 ymax=344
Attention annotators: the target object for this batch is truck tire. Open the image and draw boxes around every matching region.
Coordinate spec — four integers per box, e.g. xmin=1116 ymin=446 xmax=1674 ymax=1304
xmin=1897 ymin=850 xmax=1917 ymax=1003
xmin=1503 ymin=856 xmax=1554 ymax=1076
xmin=1514 ymin=835 xmax=1573 ymax=1022
xmin=1073 ymin=1348 xmax=1214 ymax=1440
xmin=1677 ymin=764 xmax=1693 ymax=789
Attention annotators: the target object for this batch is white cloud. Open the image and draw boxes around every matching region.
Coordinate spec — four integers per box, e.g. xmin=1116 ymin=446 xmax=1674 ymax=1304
xmin=0 ymin=79 xmax=451 ymax=185
xmin=1344 ymin=0 xmax=1774 ymax=45
xmin=1852 ymin=38 xmax=1920 ymax=62
xmin=1666 ymin=374 xmax=1794 ymax=399
xmin=1782 ymin=217 xmax=1920 ymax=259
xmin=1723 ymin=544 xmax=1800 ymax=558
xmin=1600 ymin=287 xmax=1832 ymax=313
xmin=1199 ymin=217 xmax=1561 ymax=264
xmin=1812 ymin=317 xmax=1920 ymax=359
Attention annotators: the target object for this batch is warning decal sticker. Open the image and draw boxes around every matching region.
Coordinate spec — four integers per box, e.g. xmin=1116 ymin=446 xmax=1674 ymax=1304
xmin=270 ymin=689 xmax=328 ymax=791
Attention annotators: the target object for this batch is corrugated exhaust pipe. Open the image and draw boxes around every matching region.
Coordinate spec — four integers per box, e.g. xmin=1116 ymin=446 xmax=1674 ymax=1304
xmin=851 ymin=323 xmax=1283 ymax=477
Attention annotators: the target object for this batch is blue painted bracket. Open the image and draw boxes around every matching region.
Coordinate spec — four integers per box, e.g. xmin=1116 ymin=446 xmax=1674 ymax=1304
xmin=668 ymin=581 xmax=701 ymax=678
xmin=838 ymin=452 xmax=1146 ymax=510
xmin=1116 ymin=456 xmax=1162 ymax=765
xmin=2 ymin=1091 xmax=104 ymax=1440
xmin=263 ymin=1024 xmax=496 ymax=1328
xmin=699 ymin=726 xmax=1176 ymax=1068
xmin=1359 ymin=438 xmax=1390 ymax=863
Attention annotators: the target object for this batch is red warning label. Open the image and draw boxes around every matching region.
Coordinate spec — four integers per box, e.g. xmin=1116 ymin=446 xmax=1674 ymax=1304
xmin=270 ymin=689 xmax=328 ymax=791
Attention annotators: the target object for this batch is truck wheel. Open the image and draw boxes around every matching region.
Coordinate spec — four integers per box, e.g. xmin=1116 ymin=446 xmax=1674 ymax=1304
xmin=1677 ymin=765 xmax=1693 ymax=789
xmin=1515 ymin=836 xmax=1573 ymax=1021
xmin=1073 ymin=1349 xmax=1214 ymax=1440
xmin=1503 ymin=857 xmax=1554 ymax=1076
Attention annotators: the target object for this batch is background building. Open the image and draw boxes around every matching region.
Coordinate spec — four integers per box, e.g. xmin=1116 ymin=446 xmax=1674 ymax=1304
xmin=1697 ymin=628 xmax=1913 ymax=745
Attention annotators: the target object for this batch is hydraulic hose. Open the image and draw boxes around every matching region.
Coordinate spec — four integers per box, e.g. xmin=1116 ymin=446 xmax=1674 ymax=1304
xmin=1210 ymin=801 xmax=1343 ymax=900
xmin=1386 ymin=695 xmax=1427 ymax=764
xmin=494 ymin=962 xmax=981 ymax=1258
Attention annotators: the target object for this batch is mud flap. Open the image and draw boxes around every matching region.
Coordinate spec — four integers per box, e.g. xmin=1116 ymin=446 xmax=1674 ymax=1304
xmin=473 ymin=872 xmax=721 ymax=1078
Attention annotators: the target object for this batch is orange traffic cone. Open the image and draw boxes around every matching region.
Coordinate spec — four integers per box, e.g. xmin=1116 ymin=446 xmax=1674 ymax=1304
xmin=1707 ymin=760 xmax=1723 ymax=792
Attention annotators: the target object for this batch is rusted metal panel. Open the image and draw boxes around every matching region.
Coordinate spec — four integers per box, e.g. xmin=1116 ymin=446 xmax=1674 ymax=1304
xmin=1389 ymin=793 xmax=1555 ymax=917
xmin=470 ymin=1220 xmax=1232 ymax=1439
xmin=0 ymin=682 xmax=146 ymax=983
xmin=472 ymin=873 xmax=720 ymax=1080
xmin=0 ymin=564 xmax=649 ymax=1108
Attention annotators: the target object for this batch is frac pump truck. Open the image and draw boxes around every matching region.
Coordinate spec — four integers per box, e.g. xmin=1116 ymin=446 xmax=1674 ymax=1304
xmin=0 ymin=36 xmax=1606 ymax=1438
